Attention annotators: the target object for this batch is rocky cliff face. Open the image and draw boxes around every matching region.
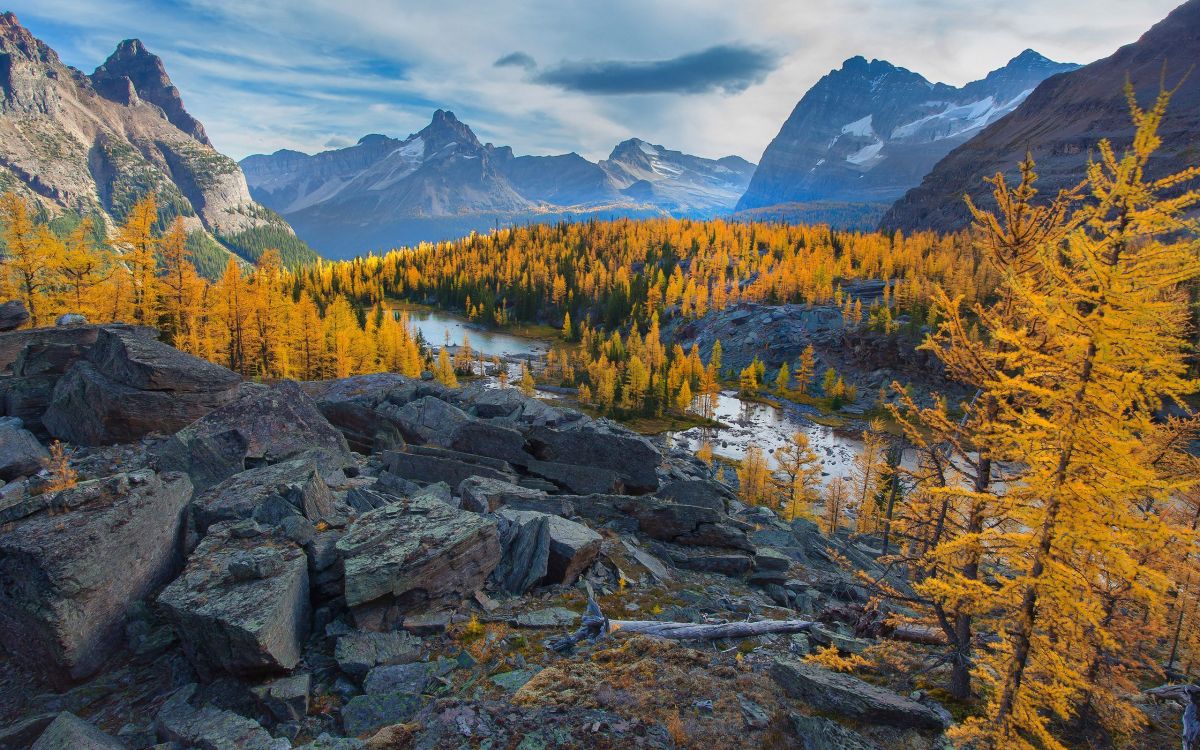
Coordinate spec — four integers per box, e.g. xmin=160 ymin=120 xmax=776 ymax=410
xmin=241 ymin=112 xmax=754 ymax=259
xmin=736 ymin=50 xmax=1077 ymax=213
xmin=0 ymin=13 xmax=314 ymax=270
xmin=881 ymin=0 xmax=1200 ymax=233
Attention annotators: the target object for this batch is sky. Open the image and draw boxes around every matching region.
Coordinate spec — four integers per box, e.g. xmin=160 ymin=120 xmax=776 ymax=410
xmin=8 ymin=0 xmax=1182 ymax=163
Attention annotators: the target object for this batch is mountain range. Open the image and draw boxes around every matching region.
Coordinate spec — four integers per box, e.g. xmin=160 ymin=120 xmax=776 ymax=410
xmin=736 ymin=49 xmax=1079 ymax=214
xmin=881 ymin=0 xmax=1200 ymax=232
xmin=240 ymin=113 xmax=755 ymax=258
xmin=0 ymin=13 xmax=316 ymax=276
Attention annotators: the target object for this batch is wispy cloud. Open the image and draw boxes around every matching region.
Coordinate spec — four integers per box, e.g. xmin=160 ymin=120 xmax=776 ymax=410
xmin=533 ymin=44 xmax=779 ymax=95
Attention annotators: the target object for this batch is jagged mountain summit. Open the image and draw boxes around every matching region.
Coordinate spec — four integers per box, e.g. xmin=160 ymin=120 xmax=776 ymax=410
xmin=881 ymin=0 xmax=1200 ymax=233
xmin=241 ymin=112 xmax=755 ymax=259
xmin=736 ymin=49 xmax=1078 ymax=215
xmin=0 ymin=13 xmax=315 ymax=274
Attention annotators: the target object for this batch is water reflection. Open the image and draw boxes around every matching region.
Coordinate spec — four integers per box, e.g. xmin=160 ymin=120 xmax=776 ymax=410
xmin=394 ymin=307 xmax=549 ymax=358
xmin=670 ymin=391 xmax=865 ymax=485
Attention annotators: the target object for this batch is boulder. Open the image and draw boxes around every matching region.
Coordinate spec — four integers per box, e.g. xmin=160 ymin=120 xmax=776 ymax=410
xmin=0 ymin=416 xmax=48 ymax=480
xmin=790 ymin=714 xmax=883 ymax=750
xmin=336 ymin=495 xmax=500 ymax=630
xmin=42 ymin=327 xmax=241 ymax=445
xmin=491 ymin=509 xmax=550 ymax=594
xmin=363 ymin=662 xmax=434 ymax=695
xmin=383 ymin=449 xmax=512 ymax=487
xmin=458 ymin=476 xmax=547 ymax=514
xmin=769 ymin=658 xmax=948 ymax=730
xmin=55 ymin=313 xmax=87 ymax=326
xmin=384 ymin=395 xmax=472 ymax=446
xmin=0 ymin=300 xmax=28 ymax=332
xmin=567 ymin=494 xmax=753 ymax=551
xmin=657 ymin=479 xmax=736 ymax=513
xmin=544 ymin=514 xmax=602 ymax=584
xmin=523 ymin=458 xmax=621 ymax=495
xmin=192 ymin=458 xmax=335 ymax=532
xmin=159 ymin=380 xmax=353 ymax=492
xmin=334 ymin=630 xmax=424 ymax=678
xmin=0 ymin=470 xmax=192 ymax=687
xmin=156 ymin=684 xmax=288 ymax=750
xmin=527 ymin=425 xmax=660 ymax=493
xmin=448 ymin=420 xmax=533 ymax=465
xmin=30 ymin=712 xmax=125 ymax=750
xmin=0 ymin=322 xmax=155 ymax=375
xmin=251 ymin=673 xmax=311 ymax=723
xmin=341 ymin=692 xmax=425 ymax=737
xmin=158 ymin=522 xmax=309 ymax=676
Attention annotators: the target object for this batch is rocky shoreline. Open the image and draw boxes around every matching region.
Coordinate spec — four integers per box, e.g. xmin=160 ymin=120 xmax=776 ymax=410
xmin=0 ymin=312 xmax=950 ymax=749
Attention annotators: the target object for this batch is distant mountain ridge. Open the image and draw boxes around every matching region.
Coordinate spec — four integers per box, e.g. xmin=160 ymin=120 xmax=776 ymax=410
xmin=736 ymin=49 xmax=1079 ymax=213
xmin=881 ymin=0 xmax=1200 ymax=232
xmin=0 ymin=13 xmax=316 ymax=275
xmin=241 ymin=112 xmax=755 ymax=259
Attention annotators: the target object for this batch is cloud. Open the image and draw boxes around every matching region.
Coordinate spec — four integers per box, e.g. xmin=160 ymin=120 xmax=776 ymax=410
xmin=324 ymin=135 xmax=354 ymax=148
xmin=533 ymin=44 xmax=779 ymax=95
xmin=494 ymin=51 xmax=536 ymax=70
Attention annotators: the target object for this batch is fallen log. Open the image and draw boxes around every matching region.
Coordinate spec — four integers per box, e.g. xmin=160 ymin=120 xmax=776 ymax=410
xmin=610 ymin=619 xmax=817 ymax=640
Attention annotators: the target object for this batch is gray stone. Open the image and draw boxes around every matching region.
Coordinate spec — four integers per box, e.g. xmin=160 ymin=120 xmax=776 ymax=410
xmin=340 ymin=692 xmax=425 ymax=737
xmin=158 ymin=380 xmax=353 ymax=492
xmin=0 ymin=300 xmax=28 ymax=331
xmin=363 ymin=662 xmax=433 ymax=695
xmin=158 ymin=523 xmax=309 ymax=676
xmin=155 ymin=685 xmax=288 ymax=750
xmin=657 ymin=479 xmax=735 ymax=513
xmin=193 ymin=458 xmax=335 ymax=532
xmin=566 ymin=493 xmax=753 ymax=551
xmin=790 ymin=713 xmax=883 ymax=750
xmin=30 ymin=712 xmax=124 ymax=750
xmin=251 ymin=673 xmax=311 ymax=723
xmin=294 ymin=734 xmax=365 ymax=750
xmin=492 ymin=508 xmax=549 ymax=594
xmin=385 ymin=395 xmax=472 ymax=446
xmin=527 ymin=425 xmax=660 ymax=493
xmin=490 ymin=669 xmax=538 ymax=692
xmin=544 ymin=514 xmax=602 ymax=584
xmin=384 ymin=449 xmax=512 ymax=487
xmin=334 ymin=630 xmax=423 ymax=679
xmin=513 ymin=607 xmax=579 ymax=628
xmin=337 ymin=494 xmax=500 ymax=630
xmin=0 ymin=470 xmax=192 ymax=687
xmin=402 ymin=610 xmax=452 ymax=635
xmin=459 ymin=476 xmax=546 ymax=514
xmin=0 ymin=415 xmax=48 ymax=480
xmin=769 ymin=658 xmax=948 ymax=730
xmin=42 ymin=327 xmax=241 ymax=445
xmin=55 ymin=313 xmax=87 ymax=326
xmin=523 ymin=458 xmax=622 ymax=495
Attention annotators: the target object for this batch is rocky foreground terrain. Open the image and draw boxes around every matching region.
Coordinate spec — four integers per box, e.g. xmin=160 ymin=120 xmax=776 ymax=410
xmin=0 ymin=304 xmax=952 ymax=750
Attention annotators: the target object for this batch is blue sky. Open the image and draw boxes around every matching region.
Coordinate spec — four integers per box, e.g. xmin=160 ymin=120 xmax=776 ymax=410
xmin=9 ymin=0 xmax=1181 ymax=162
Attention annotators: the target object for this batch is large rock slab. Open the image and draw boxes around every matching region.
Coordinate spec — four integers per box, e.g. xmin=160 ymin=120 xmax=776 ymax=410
xmin=0 ymin=300 xmax=28 ymax=332
xmin=385 ymin=395 xmax=472 ymax=446
xmin=30 ymin=712 xmax=124 ymax=750
xmin=192 ymin=458 xmax=335 ymax=532
xmin=657 ymin=479 xmax=735 ymax=513
xmin=491 ymin=508 xmax=550 ymax=594
xmin=526 ymin=425 xmax=660 ymax=493
xmin=769 ymin=658 xmax=948 ymax=730
xmin=568 ymin=494 xmax=753 ymax=551
xmin=383 ymin=449 xmax=512 ymax=487
xmin=0 ymin=470 xmax=192 ymax=687
xmin=336 ymin=495 xmax=500 ymax=630
xmin=159 ymin=380 xmax=353 ymax=492
xmin=156 ymin=684 xmax=289 ymax=750
xmin=458 ymin=476 xmax=547 ymax=514
xmin=334 ymin=630 xmax=424 ymax=678
xmin=544 ymin=513 xmax=602 ymax=584
xmin=0 ymin=322 xmax=155 ymax=374
xmin=42 ymin=327 xmax=241 ymax=445
xmin=158 ymin=522 xmax=309 ymax=676
xmin=523 ymin=458 xmax=622 ymax=494
xmin=0 ymin=416 xmax=48 ymax=480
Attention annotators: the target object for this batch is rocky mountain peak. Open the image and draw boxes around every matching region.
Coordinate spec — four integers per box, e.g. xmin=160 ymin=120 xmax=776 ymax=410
xmin=91 ymin=38 xmax=210 ymax=145
xmin=417 ymin=108 xmax=482 ymax=155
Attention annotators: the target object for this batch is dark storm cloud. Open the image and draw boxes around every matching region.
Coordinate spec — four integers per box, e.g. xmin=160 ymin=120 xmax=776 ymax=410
xmin=533 ymin=44 xmax=778 ymax=95
xmin=494 ymin=51 xmax=537 ymax=70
